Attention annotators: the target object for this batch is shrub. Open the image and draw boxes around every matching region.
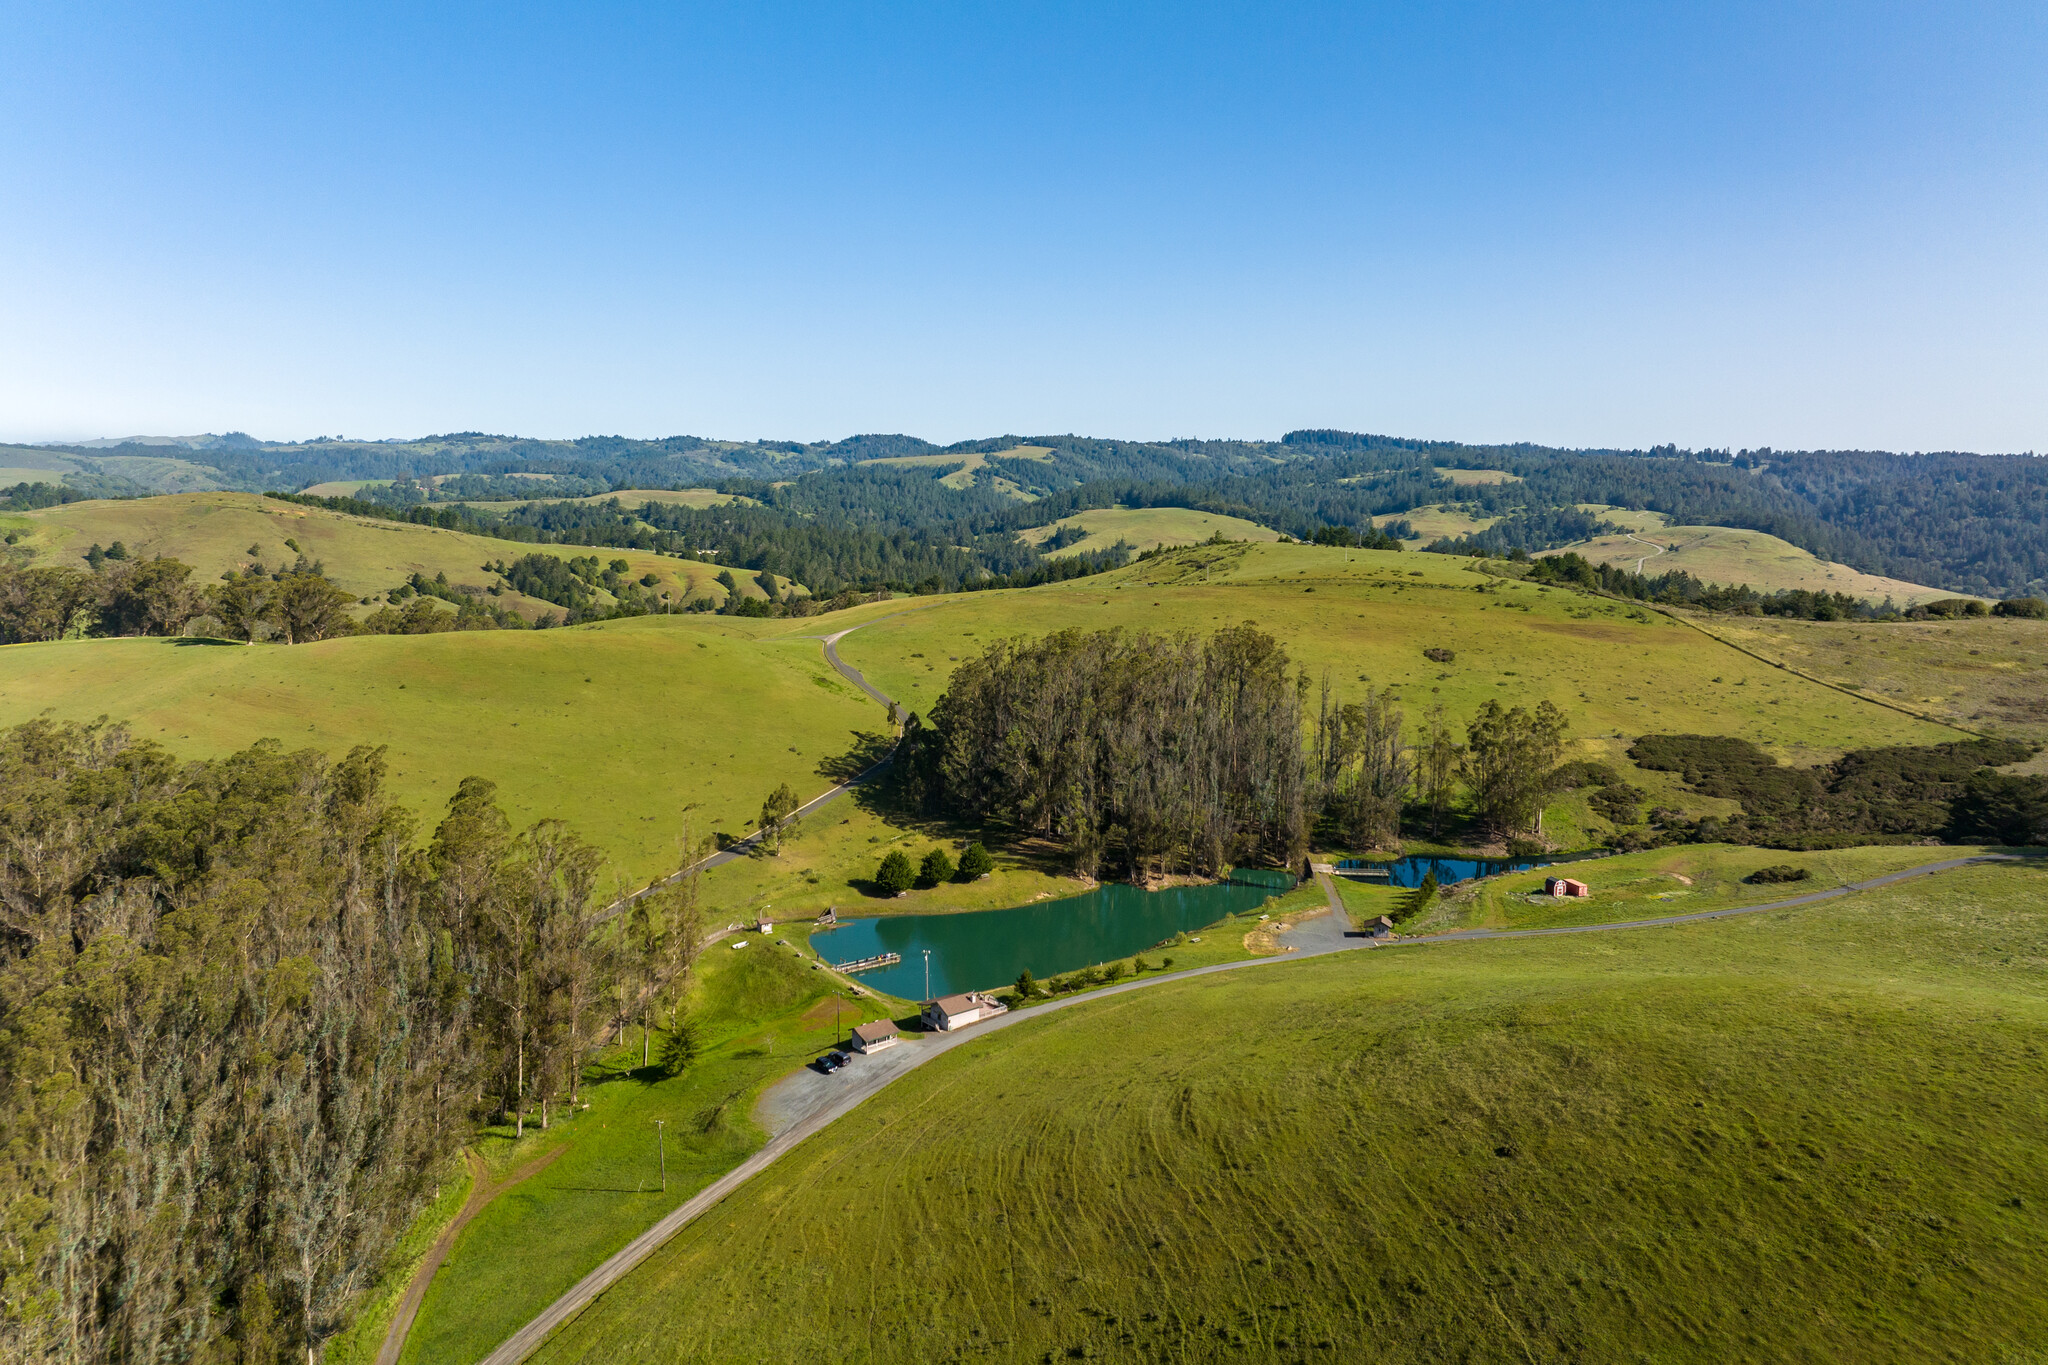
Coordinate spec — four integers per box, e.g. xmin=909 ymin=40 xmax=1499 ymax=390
xmin=1423 ymin=647 xmax=1455 ymax=663
xmin=1745 ymin=864 xmax=1811 ymax=885
xmin=1014 ymin=968 xmax=1037 ymax=999
xmin=1589 ymin=782 xmax=1645 ymax=824
xmin=957 ymin=842 xmax=994 ymax=880
xmin=1104 ymin=960 xmax=1128 ymax=982
xmin=1553 ymin=760 xmax=1621 ymax=790
xmin=1993 ymin=596 xmax=2048 ymax=619
xmin=875 ymin=850 xmax=916 ymax=895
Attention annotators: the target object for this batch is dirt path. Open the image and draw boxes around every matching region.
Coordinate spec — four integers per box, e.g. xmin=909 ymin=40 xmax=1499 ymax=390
xmin=1625 ymin=529 xmax=1668 ymax=573
xmin=376 ymin=1145 xmax=570 ymax=1365
xmin=473 ymin=850 xmax=2020 ymax=1365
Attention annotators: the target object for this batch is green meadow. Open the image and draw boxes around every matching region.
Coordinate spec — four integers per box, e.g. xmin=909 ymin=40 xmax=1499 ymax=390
xmin=0 ymin=617 xmax=886 ymax=887
xmin=0 ymin=491 xmax=742 ymax=616
xmin=1018 ymin=506 xmax=1282 ymax=557
xmin=527 ymin=857 xmax=2048 ymax=1365
xmin=826 ymin=541 xmax=1961 ymax=768
xmin=1552 ymin=520 xmax=1957 ymax=605
xmin=1410 ymin=841 xmax=2001 ymax=933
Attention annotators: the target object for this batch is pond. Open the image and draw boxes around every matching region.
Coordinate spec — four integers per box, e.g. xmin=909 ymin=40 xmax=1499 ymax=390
xmin=1338 ymin=855 xmax=1549 ymax=888
xmin=812 ymin=869 xmax=1297 ymax=1001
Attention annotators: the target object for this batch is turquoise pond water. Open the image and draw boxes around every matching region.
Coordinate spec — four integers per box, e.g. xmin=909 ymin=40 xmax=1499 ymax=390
xmin=812 ymin=869 xmax=1298 ymax=1000
xmin=1339 ymin=855 xmax=1548 ymax=888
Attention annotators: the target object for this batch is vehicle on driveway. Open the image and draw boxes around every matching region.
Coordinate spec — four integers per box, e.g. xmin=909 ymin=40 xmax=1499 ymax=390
xmin=813 ymin=1052 xmax=844 ymax=1074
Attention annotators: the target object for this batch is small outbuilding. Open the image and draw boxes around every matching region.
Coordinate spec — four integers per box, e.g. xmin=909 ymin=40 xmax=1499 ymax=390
xmin=1545 ymin=877 xmax=1590 ymax=898
xmin=1369 ymin=914 xmax=1396 ymax=938
xmin=850 ymin=1019 xmax=900 ymax=1054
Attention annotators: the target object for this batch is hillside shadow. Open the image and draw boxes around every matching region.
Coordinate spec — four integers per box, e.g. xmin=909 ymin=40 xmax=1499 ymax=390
xmin=171 ymin=636 xmax=245 ymax=647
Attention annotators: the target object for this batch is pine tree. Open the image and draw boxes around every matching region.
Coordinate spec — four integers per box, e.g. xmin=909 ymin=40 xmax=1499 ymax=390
xmin=957 ymin=842 xmax=993 ymax=880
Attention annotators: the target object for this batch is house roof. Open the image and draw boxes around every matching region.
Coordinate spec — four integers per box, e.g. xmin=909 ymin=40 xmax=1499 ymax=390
xmin=928 ymin=993 xmax=978 ymax=1015
xmin=852 ymin=1019 xmax=899 ymax=1042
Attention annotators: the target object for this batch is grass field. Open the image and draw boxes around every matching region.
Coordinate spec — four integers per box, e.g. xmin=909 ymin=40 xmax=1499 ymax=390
xmin=825 ymin=541 xmax=1961 ymax=769
xmin=1412 ymin=841 xmax=2001 ymax=933
xmin=0 ymin=617 xmax=887 ymax=887
xmin=446 ymin=487 xmax=752 ymax=509
xmin=397 ymin=923 xmax=903 ymax=1365
xmin=526 ymin=856 xmax=2048 ymax=1365
xmin=1697 ymin=612 xmax=2048 ymax=743
xmin=1395 ymin=504 xmax=1501 ymax=541
xmin=1018 ymin=506 xmax=1281 ymax=558
xmin=1548 ymin=521 xmax=1959 ymax=605
xmin=0 ymin=491 xmax=740 ymax=616
xmin=1437 ymin=466 xmax=1520 ymax=485
xmin=859 ymin=445 xmax=1055 ymax=496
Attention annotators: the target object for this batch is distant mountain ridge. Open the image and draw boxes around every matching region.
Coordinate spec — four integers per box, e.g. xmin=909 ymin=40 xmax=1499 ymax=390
xmin=5 ymin=428 xmax=2045 ymax=598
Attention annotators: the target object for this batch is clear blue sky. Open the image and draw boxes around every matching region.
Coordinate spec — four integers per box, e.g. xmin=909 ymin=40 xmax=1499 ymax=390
xmin=2 ymin=2 xmax=2043 ymax=450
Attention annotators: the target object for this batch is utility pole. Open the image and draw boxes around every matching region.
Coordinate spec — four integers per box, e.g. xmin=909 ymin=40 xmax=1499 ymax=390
xmin=654 ymin=1119 xmax=667 ymax=1193
xmin=923 ymin=949 xmax=932 ymax=1002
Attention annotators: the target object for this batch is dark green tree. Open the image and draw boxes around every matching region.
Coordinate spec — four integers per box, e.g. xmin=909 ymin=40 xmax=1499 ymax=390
xmin=657 ymin=1018 xmax=699 ymax=1078
xmin=1013 ymin=968 xmax=1037 ymax=999
xmin=957 ymin=842 xmax=993 ymax=880
xmin=758 ymin=782 xmax=801 ymax=852
xmin=918 ymin=847 xmax=955 ymax=886
xmin=875 ymin=850 xmax=916 ymax=895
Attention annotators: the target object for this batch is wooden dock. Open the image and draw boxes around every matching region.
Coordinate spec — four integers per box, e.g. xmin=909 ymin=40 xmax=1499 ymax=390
xmin=831 ymin=951 xmax=901 ymax=974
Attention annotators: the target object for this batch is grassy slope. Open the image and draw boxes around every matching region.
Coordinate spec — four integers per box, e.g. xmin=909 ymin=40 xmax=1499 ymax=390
xmin=1698 ymin=612 xmax=2048 ymax=744
xmin=528 ymin=858 xmax=2048 ymax=1365
xmin=1437 ymin=467 xmax=1520 ymax=485
xmin=1397 ymin=504 xmax=1502 ymax=541
xmin=859 ymin=446 xmax=1055 ymax=495
xmin=0 ymin=491 xmax=737 ymax=616
xmin=1019 ymin=507 xmax=1281 ymax=558
xmin=1411 ymin=841 xmax=2001 ymax=933
xmin=400 ymin=931 xmax=903 ymax=1365
xmin=1550 ymin=521 xmax=1959 ymax=605
xmin=828 ymin=542 xmax=1961 ymax=769
xmin=0 ymin=617 xmax=886 ymax=887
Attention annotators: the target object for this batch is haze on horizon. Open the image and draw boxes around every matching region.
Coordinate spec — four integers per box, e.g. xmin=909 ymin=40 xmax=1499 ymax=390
xmin=2 ymin=2 xmax=2044 ymax=453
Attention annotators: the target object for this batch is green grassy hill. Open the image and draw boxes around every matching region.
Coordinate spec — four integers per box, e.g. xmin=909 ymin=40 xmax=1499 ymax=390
xmin=0 ymin=491 xmax=743 ymax=616
xmin=1549 ymin=515 xmax=1959 ymax=605
xmin=0 ymin=617 xmax=887 ymax=887
xmin=832 ymin=541 xmax=1960 ymax=769
xmin=1019 ymin=506 xmax=1282 ymax=557
xmin=525 ymin=857 xmax=2048 ymax=1365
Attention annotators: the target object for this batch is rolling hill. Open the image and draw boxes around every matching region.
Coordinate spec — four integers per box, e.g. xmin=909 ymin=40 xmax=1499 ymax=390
xmin=0 ymin=616 xmax=886 ymax=888
xmin=1018 ymin=506 xmax=1281 ymax=557
xmin=521 ymin=856 xmax=2048 ymax=1365
xmin=1547 ymin=512 xmax=1962 ymax=606
xmin=0 ymin=491 xmax=751 ymax=617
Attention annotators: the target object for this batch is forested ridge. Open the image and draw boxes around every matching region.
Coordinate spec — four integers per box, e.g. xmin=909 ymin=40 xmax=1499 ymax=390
xmin=16 ymin=425 xmax=2048 ymax=596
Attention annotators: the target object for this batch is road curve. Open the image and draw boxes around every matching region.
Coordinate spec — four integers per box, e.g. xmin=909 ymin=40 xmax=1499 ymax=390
xmin=474 ymin=851 xmax=2019 ymax=1365
xmin=1624 ymin=529 xmax=1667 ymax=574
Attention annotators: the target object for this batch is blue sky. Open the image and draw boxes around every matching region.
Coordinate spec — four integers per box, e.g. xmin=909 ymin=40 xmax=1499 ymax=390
xmin=2 ymin=2 xmax=2043 ymax=449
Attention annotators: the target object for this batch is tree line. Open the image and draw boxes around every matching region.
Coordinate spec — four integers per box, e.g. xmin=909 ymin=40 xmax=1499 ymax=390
xmin=0 ymin=721 xmax=704 ymax=1363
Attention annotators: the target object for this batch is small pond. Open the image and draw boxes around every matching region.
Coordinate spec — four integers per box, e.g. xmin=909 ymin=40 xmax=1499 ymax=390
xmin=813 ymin=869 xmax=1297 ymax=1001
xmin=1338 ymin=855 xmax=1549 ymax=888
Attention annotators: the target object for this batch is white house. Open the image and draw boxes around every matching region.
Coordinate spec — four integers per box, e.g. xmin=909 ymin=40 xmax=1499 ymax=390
xmin=921 ymin=991 xmax=1009 ymax=1032
xmin=850 ymin=1019 xmax=900 ymax=1053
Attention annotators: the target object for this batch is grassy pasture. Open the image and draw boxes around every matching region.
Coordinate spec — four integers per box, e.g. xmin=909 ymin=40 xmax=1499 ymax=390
xmin=526 ymin=858 xmax=2048 ymax=1365
xmin=1413 ymin=841 xmax=2001 ymax=933
xmin=827 ymin=542 xmax=1961 ymax=769
xmin=1395 ymin=504 xmax=1501 ymax=541
xmin=299 ymin=479 xmax=391 ymax=497
xmin=1436 ymin=466 xmax=1520 ymax=485
xmin=1698 ymin=612 xmax=2048 ymax=744
xmin=0 ymin=491 xmax=737 ymax=616
xmin=1018 ymin=506 xmax=1281 ymax=558
xmin=858 ymin=446 xmax=1053 ymax=495
xmin=398 ymin=925 xmax=902 ymax=1365
xmin=1549 ymin=522 xmax=1958 ymax=605
xmin=0 ymin=617 xmax=886 ymax=888
xmin=446 ymin=488 xmax=752 ymax=510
